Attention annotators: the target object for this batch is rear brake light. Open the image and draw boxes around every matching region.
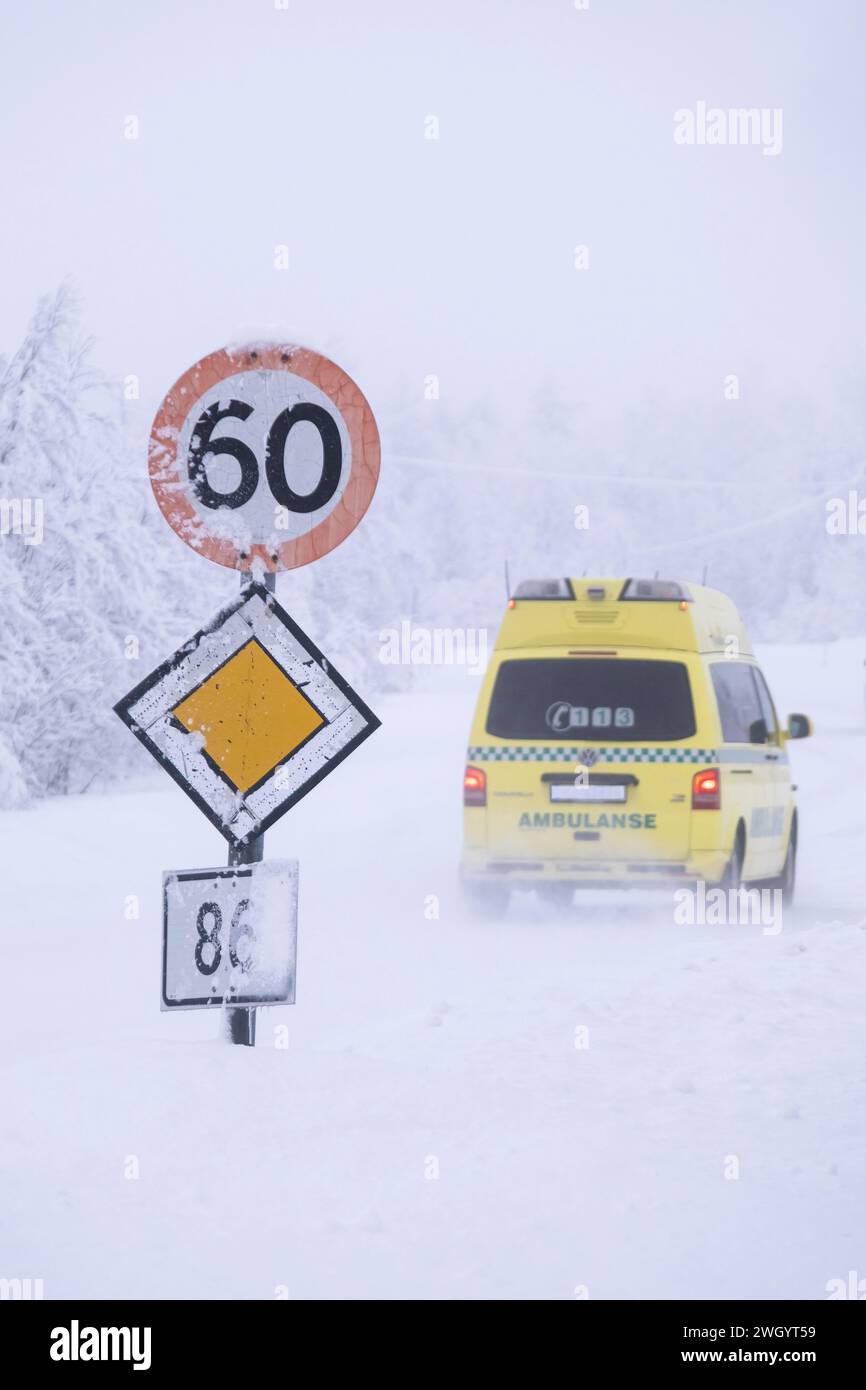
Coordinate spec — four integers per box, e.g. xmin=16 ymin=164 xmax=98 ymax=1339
xmin=464 ymin=765 xmax=487 ymax=807
xmin=692 ymin=768 xmax=720 ymax=810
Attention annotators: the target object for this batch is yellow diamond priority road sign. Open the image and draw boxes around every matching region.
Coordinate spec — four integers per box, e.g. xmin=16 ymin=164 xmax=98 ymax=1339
xmin=114 ymin=584 xmax=380 ymax=847
xmin=173 ymin=640 xmax=326 ymax=793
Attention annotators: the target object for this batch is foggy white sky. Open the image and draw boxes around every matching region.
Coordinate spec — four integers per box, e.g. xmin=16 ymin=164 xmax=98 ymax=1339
xmin=3 ymin=0 xmax=866 ymax=439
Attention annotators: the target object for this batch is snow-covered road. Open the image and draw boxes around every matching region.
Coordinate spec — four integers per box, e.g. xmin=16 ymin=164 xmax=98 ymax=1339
xmin=1 ymin=641 xmax=864 ymax=1299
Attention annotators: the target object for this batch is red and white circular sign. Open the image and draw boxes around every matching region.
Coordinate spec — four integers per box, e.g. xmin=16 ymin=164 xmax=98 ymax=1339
xmin=148 ymin=343 xmax=380 ymax=571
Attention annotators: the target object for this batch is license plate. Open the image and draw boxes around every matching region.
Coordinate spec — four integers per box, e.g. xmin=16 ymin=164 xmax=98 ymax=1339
xmin=549 ymin=784 xmax=627 ymax=804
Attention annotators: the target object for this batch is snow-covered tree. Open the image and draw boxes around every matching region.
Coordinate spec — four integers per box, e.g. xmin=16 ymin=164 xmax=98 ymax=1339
xmin=0 ymin=285 xmax=215 ymax=804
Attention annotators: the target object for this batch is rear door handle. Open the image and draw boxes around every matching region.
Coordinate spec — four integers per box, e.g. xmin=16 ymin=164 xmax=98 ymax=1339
xmin=765 ymin=752 xmax=780 ymax=761
xmin=731 ymin=769 xmax=753 ymax=775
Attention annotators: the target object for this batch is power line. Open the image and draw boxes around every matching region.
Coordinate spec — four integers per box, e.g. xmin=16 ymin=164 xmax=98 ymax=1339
xmin=633 ymin=485 xmax=850 ymax=554
xmin=385 ymin=452 xmax=853 ymax=493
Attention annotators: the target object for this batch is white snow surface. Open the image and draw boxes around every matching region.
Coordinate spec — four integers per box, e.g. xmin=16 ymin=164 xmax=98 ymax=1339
xmin=1 ymin=640 xmax=864 ymax=1300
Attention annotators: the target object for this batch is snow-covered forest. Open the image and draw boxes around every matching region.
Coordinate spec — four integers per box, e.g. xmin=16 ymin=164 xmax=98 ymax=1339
xmin=1 ymin=286 xmax=864 ymax=805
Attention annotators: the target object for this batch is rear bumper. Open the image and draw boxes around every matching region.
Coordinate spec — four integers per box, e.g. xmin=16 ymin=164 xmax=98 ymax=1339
xmin=461 ymin=848 xmax=729 ymax=889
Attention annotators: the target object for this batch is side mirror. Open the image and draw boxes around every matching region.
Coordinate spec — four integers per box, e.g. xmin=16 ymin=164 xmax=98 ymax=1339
xmin=787 ymin=713 xmax=813 ymax=740
xmin=749 ymin=717 xmax=768 ymax=744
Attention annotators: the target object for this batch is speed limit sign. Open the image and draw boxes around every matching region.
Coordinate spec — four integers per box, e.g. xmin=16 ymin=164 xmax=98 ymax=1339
xmin=148 ymin=343 xmax=380 ymax=571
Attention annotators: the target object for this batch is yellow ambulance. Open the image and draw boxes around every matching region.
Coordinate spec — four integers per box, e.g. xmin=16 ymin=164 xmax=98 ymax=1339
xmin=461 ymin=578 xmax=812 ymax=914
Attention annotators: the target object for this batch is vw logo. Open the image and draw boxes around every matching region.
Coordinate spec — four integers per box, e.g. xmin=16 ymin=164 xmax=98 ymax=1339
xmin=576 ymin=748 xmax=599 ymax=767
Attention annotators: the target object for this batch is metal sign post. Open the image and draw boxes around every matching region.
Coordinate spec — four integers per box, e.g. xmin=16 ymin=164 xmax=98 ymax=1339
xmin=224 ymin=825 xmax=263 ymax=1046
xmin=224 ymin=571 xmax=273 ymax=1047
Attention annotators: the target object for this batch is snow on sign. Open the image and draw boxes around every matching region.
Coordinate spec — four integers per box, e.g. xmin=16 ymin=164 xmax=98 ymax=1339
xmin=114 ymin=583 xmax=380 ymax=847
xmin=148 ymin=343 xmax=380 ymax=571
xmin=162 ymin=860 xmax=298 ymax=1010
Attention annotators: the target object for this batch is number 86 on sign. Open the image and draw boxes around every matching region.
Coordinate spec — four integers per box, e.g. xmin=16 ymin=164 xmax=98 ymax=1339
xmin=161 ymin=862 xmax=298 ymax=1010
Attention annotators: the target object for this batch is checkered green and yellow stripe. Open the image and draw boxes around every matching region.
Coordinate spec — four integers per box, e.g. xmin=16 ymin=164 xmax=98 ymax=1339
xmin=466 ymin=745 xmax=719 ymax=764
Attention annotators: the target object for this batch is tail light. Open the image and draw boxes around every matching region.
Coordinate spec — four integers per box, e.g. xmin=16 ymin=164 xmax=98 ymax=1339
xmin=464 ymin=765 xmax=486 ymax=807
xmin=692 ymin=768 xmax=720 ymax=811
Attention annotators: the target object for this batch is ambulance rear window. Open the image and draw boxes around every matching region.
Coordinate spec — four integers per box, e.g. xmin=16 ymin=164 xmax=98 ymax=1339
xmin=486 ymin=659 xmax=696 ymax=741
